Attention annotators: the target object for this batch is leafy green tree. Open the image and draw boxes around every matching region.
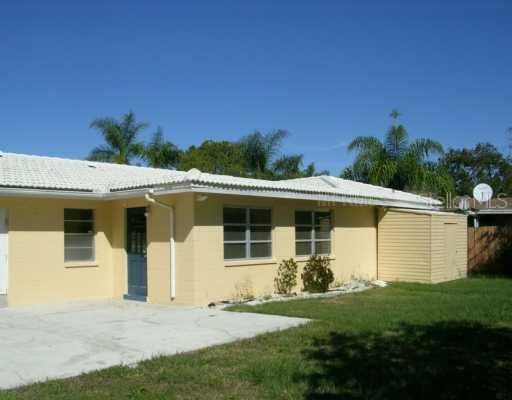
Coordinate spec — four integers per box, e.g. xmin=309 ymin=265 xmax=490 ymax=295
xmin=508 ymin=127 xmax=512 ymax=158
xmin=271 ymin=155 xmax=329 ymax=179
xmin=178 ymin=131 xmax=327 ymax=180
xmin=142 ymin=128 xmax=181 ymax=169
xmin=238 ymin=130 xmax=327 ymax=179
xmin=440 ymin=143 xmax=512 ymax=196
xmin=88 ymin=111 xmax=146 ymax=164
xmin=177 ymin=140 xmax=248 ymax=176
xmin=270 ymin=154 xmax=304 ymax=179
xmin=342 ymin=110 xmax=452 ymax=195
xmin=239 ymin=130 xmax=289 ymax=177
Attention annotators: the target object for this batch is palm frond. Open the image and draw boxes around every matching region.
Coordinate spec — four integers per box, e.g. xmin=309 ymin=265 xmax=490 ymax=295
xmin=239 ymin=129 xmax=288 ymax=175
xmin=384 ymin=125 xmax=409 ymax=159
xmin=344 ymin=111 xmax=449 ymax=195
xmin=271 ymin=154 xmax=303 ymax=179
xmin=407 ymin=138 xmax=444 ymax=162
xmin=89 ymin=117 xmax=117 ymax=131
xmin=347 ymin=136 xmax=384 ymax=153
xmin=142 ymin=128 xmax=180 ymax=168
xmin=89 ymin=111 xmax=149 ymax=165
xmin=103 ymin=125 xmax=124 ymax=149
xmin=121 ymin=111 xmax=149 ymax=143
xmin=129 ymin=143 xmax=146 ymax=158
xmin=87 ymin=145 xmax=115 ymax=162
xmin=409 ymin=164 xmax=454 ymax=197
xmin=265 ymin=129 xmax=289 ymax=160
xmin=369 ymin=157 xmax=398 ymax=187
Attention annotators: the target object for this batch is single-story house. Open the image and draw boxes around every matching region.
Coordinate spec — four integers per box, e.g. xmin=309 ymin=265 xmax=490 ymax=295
xmin=0 ymin=151 xmax=467 ymax=307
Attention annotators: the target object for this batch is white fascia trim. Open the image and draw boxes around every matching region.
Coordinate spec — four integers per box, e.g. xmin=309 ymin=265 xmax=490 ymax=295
xmin=476 ymin=209 xmax=512 ymax=215
xmin=387 ymin=208 xmax=465 ymax=216
xmin=0 ymin=183 xmax=439 ymax=210
xmin=0 ymin=187 xmax=155 ymax=200
xmin=152 ymin=184 xmax=439 ymax=210
xmin=0 ymin=187 xmax=105 ymax=199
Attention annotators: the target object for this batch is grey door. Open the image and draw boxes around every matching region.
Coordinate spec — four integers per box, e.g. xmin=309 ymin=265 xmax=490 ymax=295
xmin=126 ymin=207 xmax=147 ymax=300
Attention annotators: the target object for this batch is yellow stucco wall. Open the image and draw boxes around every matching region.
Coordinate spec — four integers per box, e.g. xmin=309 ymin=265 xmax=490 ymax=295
xmin=109 ymin=193 xmax=195 ymax=305
xmin=1 ymin=194 xmax=196 ymax=307
xmin=0 ymin=197 xmax=114 ymax=306
xmin=0 ymin=193 xmax=378 ymax=306
xmin=192 ymin=195 xmax=378 ymax=304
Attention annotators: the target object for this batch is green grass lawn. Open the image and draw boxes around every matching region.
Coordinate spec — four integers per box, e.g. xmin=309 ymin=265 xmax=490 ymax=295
xmin=3 ymin=277 xmax=512 ymax=399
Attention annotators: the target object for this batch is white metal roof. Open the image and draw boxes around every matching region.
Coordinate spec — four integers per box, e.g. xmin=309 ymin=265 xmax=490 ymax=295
xmin=0 ymin=151 xmax=440 ymax=209
xmin=0 ymin=151 xmax=186 ymax=193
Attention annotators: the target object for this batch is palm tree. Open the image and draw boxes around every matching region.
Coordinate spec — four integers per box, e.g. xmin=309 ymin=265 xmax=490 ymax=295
xmin=239 ymin=130 xmax=288 ymax=177
xmin=142 ymin=128 xmax=181 ymax=169
xmin=344 ymin=110 xmax=452 ymax=195
xmin=87 ymin=111 xmax=147 ymax=164
xmin=271 ymin=154 xmax=305 ymax=179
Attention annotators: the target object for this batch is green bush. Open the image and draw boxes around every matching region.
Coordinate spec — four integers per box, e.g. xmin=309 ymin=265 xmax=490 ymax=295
xmin=301 ymin=255 xmax=334 ymax=293
xmin=274 ymin=258 xmax=298 ymax=294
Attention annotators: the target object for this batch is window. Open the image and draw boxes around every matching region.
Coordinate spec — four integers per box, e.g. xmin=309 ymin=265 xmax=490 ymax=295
xmin=64 ymin=209 xmax=95 ymax=262
xmin=295 ymin=211 xmax=331 ymax=256
xmin=223 ymin=207 xmax=272 ymax=260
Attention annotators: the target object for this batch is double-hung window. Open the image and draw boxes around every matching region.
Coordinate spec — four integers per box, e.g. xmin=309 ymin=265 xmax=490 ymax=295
xmin=223 ymin=207 xmax=272 ymax=260
xmin=64 ymin=209 xmax=95 ymax=262
xmin=295 ymin=211 xmax=332 ymax=256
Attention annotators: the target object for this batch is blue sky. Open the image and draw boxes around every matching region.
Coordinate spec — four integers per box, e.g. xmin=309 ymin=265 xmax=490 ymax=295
xmin=1 ymin=0 xmax=511 ymax=174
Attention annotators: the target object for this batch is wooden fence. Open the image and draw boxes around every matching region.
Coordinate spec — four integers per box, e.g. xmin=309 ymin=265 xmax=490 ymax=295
xmin=468 ymin=226 xmax=512 ymax=274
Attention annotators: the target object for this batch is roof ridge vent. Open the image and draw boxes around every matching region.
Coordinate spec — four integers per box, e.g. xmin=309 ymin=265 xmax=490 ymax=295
xmin=318 ymin=176 xmax=338 ymax=188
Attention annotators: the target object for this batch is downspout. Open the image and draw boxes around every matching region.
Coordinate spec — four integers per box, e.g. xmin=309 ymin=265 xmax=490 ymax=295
xmin=144 ymin=190 xmax=176 ymax=299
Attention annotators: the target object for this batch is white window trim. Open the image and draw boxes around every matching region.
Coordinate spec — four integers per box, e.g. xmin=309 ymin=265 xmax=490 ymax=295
xmin=223 ymin=206 xmax=273 ymax=261
xmin=295 ymin=210 xmax=332 ymax=257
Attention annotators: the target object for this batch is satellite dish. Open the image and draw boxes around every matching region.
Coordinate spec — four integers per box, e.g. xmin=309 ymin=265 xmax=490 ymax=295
xmin=473 ymin=183 xmax=493 ymax=203
xmin=458 ymin=197 xmax=470 ymax=211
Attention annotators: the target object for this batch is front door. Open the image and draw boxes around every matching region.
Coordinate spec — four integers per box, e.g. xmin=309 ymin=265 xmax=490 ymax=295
xmin=126 ymin=207 xmax=147 ymax=300
xmin=0 ymin=209 xmax=7 ymax=295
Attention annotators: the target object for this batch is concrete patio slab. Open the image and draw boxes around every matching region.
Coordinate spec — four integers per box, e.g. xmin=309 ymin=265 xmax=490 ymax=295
xmin=0 ymin=300 xmax=308 ymax=389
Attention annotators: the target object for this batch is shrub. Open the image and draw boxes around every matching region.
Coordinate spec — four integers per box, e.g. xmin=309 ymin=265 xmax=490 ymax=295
xmin=301 ymin=255 xmax=334 ymax=293
xmin=274 ymin=258 xmax=298 ymax=295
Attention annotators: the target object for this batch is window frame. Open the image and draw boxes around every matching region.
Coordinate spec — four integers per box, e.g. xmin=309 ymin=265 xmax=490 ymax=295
xmin=223 ymin=206 xmax=273 ymax=260
xmin=64 ymin=208 xmax=96 ymax=263
xmin=295 ymin=210 xmax=332 ymax=257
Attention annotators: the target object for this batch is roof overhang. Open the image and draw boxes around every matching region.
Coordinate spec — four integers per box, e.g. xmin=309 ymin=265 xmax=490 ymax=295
xmin=384 ymin=207 xmax=466 ymax=216
xmin=0 ymin=183 xmax=440 ymax=210
xmin=476 ymin=209 xmax=512 ymax=215
xmin=151 ymin=184 xmax=439 ymax=210
xmin=0 ymin=186 xmax=148 ymax=200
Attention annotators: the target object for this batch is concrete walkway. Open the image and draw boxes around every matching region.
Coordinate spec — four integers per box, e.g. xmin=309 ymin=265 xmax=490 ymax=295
xmin=0 ymin=300 xmax=308 ymax=389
